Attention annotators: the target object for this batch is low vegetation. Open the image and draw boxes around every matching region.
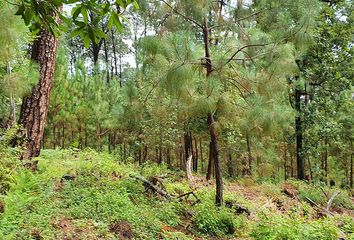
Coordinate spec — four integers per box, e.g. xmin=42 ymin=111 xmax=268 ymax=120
xmin=0 ymin=149 xmax=352 ymax=239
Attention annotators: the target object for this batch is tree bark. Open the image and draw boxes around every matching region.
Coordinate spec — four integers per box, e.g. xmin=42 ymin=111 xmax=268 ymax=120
xmin=206 ymin=141 xmax=213 ymax=181
xmin=208 ymin=113 xmax=223 ymax=206
xmin=19 ymin=27 xmax=59 ymax=160
xmin=350 ymin=150 xmax=353 ymax=188
xmin=202 ymin=20 xmax=223 ymax=206
xmin=246 ymin=132 xmax=253 ymax=175
xmin=193 ymin=137 xmax=198 ymax=172
xmin=295 ymin=88 xmax=305 ymax=180
xmin=186 ymin=155 xmax=194 ymax=182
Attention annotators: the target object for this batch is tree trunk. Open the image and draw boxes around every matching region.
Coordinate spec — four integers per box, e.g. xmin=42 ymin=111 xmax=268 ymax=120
xmin=208 ymin=113 xmax=223 ymax=206
xmin=61 ymin=125 xmax=65 ymax=149
xmin=166 ymin=148 xmax=171 ymax=166
xmin=246 ymin=132 xmax=253 ymax=175
xmin=203 ymin=20 xmax=223 ymax=206
xmin=227 ymin=148 xmax=234 ymax=177
xmin=200 ymin=140 xmax=204 ymax=173
xmin=92 ymin=41 xmax=101 ymax=65
xmin=193 ymin=137 xmax=198 ymax=172
xmin=284 ymin=144 xmax=288 ymax=180
xmin=19 ymin=27 xmax=59 ymax=160
xmin=324 ymin=138 xmax=328 ymax=185
xmin=103 ymin=37 xmax=110 ymax=83
xmin=186 ymin=155 xmax=194 ymax=182
xmin=350 ymin=149 xmax=353 ymax=188
xmin=206 ymin=141 xmax=213 ymax=180
xmin=295 ymin=89 xmax=305 ymax=180
xmin=53 ymin=125 xmax=56 ymax=149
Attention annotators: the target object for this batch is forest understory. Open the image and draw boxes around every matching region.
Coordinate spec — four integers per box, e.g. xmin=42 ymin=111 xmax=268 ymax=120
xmin=0 ymin=149 xmax=353 ymax=239
xmin=0 ymin=0 xmax=353 ymax=239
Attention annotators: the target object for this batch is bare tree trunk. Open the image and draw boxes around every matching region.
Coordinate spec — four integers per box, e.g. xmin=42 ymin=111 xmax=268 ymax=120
xmin=19 ymin=27 xmax=59 ymax=160
xmin=186 ymin=155 xmax=194 ymax=182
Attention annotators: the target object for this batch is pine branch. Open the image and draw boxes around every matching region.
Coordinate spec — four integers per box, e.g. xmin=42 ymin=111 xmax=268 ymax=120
xmin=235 ymin=9 xmax=265 ymax=22
xmin=159 ymin=0 xmax=203 ymax=29
xmin=225 ymin=43 xmax=271 ymax=66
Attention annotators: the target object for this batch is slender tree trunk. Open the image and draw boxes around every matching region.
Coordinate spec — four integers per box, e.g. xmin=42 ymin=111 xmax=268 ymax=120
xmin=200 ymin=140 xmax=204 ymax=173
xmin=143 ymin=145 xmax=148 ymax=162
xmin=295 ymin=89 xmax=305 ymax=180
xmin=307 ymin=157 xmax=313 ymax=181
xmin=290 ymin=146 xmax=294 ymax=177
xmin=203 ymin=20 xmax=223 ymax=206
xmin=208 ymin=113 xmax=223 ymax=206
xmin=284 ymin=144 xmax=288 ymax=180
xmin=324 ymin=138 xmax=328 ymax=185
xmin=193 ymin=137 xmax=198 ymax=172
xmin=61 ymin=125 xmax=65 ymax=149
xmin=350 ymin=149 xmax=353 ymax=188
xmin=206 ymin=141 xmax=213 ymax=180
xmin=92 ymin=41 xmax=101 ymax=65
xmin=227 ymin=148 xmax=234 ymax=177
xmin=111 ymin=29 xmax=119 ymax=85
xmin=159 ymin=126 xmax=163 ymax=164
xmin=5 ymin=62 xmax=16 ymax=129
xmin=19 ymin=26 xmax=59 ymax=160
xmin=53 ymin=125 xmax=56 ymax=149
xmin=246 ymin=132 xmax=253 ymax=175
xmin=103 ymin=38 xmax=110 ymax=83
xmin=166 ymin=148 xmax=171 ymax=166
xmin=186 ymin=155 xmax=194 ymax=182
xmin=123 ymin=143 xmax=127 ymax=162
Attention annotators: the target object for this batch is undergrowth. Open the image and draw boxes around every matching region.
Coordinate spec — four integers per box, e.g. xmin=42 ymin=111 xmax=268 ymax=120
xmin=0 ymin=149 xmax=352 ymax=239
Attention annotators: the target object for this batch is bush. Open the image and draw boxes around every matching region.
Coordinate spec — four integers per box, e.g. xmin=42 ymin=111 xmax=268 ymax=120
xmin=251 ymin=214 xmax=339 ymax=240
xmin=192 ymin=191 xmax=245 ymax=236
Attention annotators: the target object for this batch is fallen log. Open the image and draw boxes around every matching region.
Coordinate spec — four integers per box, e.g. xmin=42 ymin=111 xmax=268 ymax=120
xmin=130 ymin=174 xmax=201 ymax=205
xmin=130 ymin=174 xmax=173 ymax=199
xmin=304 ymin=196 xmax=334 ymax=217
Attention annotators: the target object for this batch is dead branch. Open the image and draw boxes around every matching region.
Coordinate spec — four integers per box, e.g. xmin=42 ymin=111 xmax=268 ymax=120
xmin=130 ymin=174 xmax=201 ymax=205
xmin=177 ymin=191 xmax=201 ymax=205
xmin=304 ymin=196 xmax=334 ymax=217
xmin=326 ymin=191 xmax=340 ymax=211
xmin=130 ymin=174 xmax=173 ymax=199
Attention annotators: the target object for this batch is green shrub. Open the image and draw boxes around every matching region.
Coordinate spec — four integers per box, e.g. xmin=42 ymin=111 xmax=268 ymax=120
xmin=192 ymin=191 xmax=245 ymax=236
xmin=302 ymin=219 xmax=339 ymax=240
xmin=251 ymin=214 xmax=339 ymax=240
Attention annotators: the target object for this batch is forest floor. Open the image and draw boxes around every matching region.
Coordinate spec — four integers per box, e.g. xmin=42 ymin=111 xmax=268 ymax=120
xmin=0 ymin=149 xmax=353 ymax=240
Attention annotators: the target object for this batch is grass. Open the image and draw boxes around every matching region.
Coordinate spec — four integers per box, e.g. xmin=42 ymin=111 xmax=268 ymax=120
xmin=0 ymin=149 xmax=353 ymax=239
